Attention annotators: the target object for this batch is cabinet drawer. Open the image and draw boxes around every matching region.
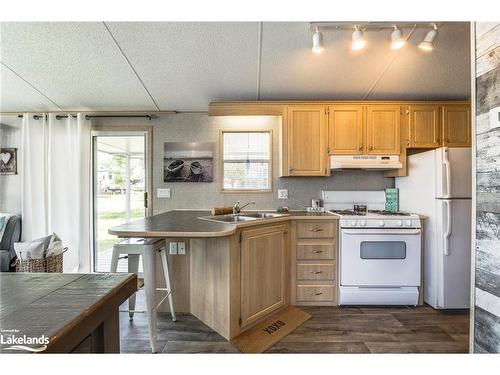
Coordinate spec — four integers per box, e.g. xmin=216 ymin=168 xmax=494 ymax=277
xmin=296 ymin=242 xmax=335 ymax=260
xmin=296 ymin=285 xmax=334 ymax=302
xmin=297 ymin=263 xmax=335 ymax=281
xmin=296 ymin=221 xmax=335 ymax=238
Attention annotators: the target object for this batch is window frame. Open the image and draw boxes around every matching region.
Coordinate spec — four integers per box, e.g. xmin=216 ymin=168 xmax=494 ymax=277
xmin=220 ymin=129 xmax=273 ymax=193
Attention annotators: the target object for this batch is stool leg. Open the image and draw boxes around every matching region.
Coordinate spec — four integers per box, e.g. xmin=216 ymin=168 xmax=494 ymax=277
xmin=110 ymin=246 xmax=120 ymax=272
xmin=160 ymin=248 xmax=177 ymax=322
xmin=127 ymin=254 xmax=140 ymax=320
xmin=141 ymin=248 xmax=158 ymax=353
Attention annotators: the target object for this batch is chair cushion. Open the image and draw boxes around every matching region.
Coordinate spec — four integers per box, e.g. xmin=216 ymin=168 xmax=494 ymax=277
xmin=0 ymin=250 xmax=10 ymax=272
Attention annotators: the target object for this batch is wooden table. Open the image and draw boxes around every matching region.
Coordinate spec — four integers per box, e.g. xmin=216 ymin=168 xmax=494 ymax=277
xmin=0 ymin=273 xmax=136 ymax=353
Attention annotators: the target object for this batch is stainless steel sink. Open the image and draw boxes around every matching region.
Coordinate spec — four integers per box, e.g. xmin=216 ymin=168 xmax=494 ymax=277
xmin=199 ymin=212 xmax=288 ymax=224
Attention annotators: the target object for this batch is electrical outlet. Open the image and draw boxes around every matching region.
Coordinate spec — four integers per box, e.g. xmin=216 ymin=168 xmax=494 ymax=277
xmin=157 ymin=188 xmax=171 ymax=198
xmin=278 ymin=189 xmax=288 ymax=199
xmin=169 ymin=242 xmax=178 ymax=255
xmin=177 ymin=242 xmax=186 ymax=255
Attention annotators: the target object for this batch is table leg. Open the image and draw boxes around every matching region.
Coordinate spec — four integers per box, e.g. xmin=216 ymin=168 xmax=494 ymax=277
xmin=127 ymin=254 xmax=140 ymax=320
xmin=142 ymin=248 xmax=158 ymax=353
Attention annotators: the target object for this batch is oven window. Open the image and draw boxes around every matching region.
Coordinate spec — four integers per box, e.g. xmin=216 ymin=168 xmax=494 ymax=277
xmin=360 ymin=241 xmax=407 ymax=259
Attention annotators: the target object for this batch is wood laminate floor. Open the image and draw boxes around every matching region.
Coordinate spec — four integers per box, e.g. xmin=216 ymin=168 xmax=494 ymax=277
xmin=120 ymin=299 xmax=469 ymax=354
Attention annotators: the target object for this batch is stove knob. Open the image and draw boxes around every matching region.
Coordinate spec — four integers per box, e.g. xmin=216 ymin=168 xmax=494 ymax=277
xmin=396 ymin=220 xmax=403 ymax=226
xmin=351 ymin=220 xmax=357 ymax=226
xmin=359 ymin=220 xmax=366 ymax=226
xmin=378 ymin=220 xmax=385 ymax=227
xmin=405 ymin=220 xmax=412 ymax=226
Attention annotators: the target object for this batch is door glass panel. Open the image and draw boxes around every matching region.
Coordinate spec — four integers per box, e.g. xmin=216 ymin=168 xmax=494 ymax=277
xmin=360 ymin=241 xmax=406 ymax=259
xmin=93 ymin=135 xmax=146 ymax=272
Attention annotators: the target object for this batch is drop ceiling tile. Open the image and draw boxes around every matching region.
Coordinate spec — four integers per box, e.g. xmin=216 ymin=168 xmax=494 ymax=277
xmin=0 ymin=22 xmax=157 ymax=111
xmin=0 ymin=64 xmax=60 ymax=112
xmin=367 ymin=22 xmax=471 ymax=100
xmin=105 ymin=22 xmax=260 ymax=111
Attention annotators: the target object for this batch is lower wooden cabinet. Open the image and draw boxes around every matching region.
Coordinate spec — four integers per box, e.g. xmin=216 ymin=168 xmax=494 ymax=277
xmin=240 ymin=224 xmax=289 ymax=328
xmin=292 ymin=219 xmax=338 ymax=306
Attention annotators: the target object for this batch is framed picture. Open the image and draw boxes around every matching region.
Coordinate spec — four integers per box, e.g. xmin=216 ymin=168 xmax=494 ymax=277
xmin=0 ymin=148 xmax=17 ymax=175
xmin=164 ymin=142 xmax=214 ymax=182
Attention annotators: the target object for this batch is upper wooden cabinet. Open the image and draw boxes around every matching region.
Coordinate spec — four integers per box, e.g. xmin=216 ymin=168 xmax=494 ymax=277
xmin=240 ymin=224 xmax=288 ymax=328
xmin=442 ymin=104 xmax=471 ymax=147
xmin=328 ymin=105 xmax=364 ymax=154
xmin=365 ymin=105 xmax=401 ymax=154
xmin=407 ymin=105 xmax=441 ymax=148
xmin=329 ymin=105 xmax=400 ymax=155
xmin=285 ymin=105 xmax=329 ymax=176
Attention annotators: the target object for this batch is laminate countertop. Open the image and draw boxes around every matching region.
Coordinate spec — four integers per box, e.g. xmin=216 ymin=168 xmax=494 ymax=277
xmin=108 ymin=210 xmax=339 ymax=238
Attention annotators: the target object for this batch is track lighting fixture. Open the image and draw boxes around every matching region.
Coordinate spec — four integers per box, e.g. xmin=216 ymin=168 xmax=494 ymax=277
xmin=390 ymin=26 xmax=405 ymax=50
xmin=312 ymin=27 xmax=324 ymax=54
xmin=351 ymin=26 xmax=367 ymax=50
xmin=419 ymin=24 xmax=438 ymax=51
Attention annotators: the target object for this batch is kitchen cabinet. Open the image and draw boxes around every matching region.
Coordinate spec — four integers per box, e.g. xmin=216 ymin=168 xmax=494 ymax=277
xmin=442 ymin=104 xmax=471 ymax=147
xmin=240 ymin=224 xmax=289 ymax=328
xmin=407 ymin=105 xmax=441 ymax=148
xmin=291 ymin=219 xmax=338 ymax=306
xmin=329 ymin=104 xmax=401 ymax=155
xmin=365 ymin=105 xmax=401 ymax=154
xmin=328 ymin=105 xmax=364 ymax=154
xmin=284 ymin=105 xmax=329 ymax=176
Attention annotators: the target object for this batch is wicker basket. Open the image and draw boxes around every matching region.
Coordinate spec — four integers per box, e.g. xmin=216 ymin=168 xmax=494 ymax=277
xmin=15 ymin=248 xmax=67 ymax=273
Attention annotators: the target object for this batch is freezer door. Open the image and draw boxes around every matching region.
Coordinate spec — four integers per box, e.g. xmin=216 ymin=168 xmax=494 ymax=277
xmin=435 ymin=147 xmax=472 ymax=198
xmin=435 ymin=199 xmax=472 ymax=308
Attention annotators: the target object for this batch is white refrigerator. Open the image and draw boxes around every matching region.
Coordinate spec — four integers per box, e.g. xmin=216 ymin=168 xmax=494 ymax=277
xmin=396 ymin=147 xmax=472 ymax=309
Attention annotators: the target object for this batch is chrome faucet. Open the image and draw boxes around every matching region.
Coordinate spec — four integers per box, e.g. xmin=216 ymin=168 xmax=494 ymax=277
xmin=233 ymin=201 xmax=256 ymax=214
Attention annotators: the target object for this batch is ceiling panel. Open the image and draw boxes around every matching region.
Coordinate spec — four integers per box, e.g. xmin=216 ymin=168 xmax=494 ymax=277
xmin=367 ymin=23 xmax=470 ymax=99
xmin=0 ymin=64 xmax=60 ymax=112
xmin=105 ymin=22 xmax=260 ymax=111
xmin=0 ymin=22 xmax=157 ymax=111
xmin=259 ymin=22 xmax=471 ymax=100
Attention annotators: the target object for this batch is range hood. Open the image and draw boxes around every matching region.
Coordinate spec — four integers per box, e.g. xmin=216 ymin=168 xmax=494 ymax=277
xmin=330 ymin=155 xmax=402 ymax=170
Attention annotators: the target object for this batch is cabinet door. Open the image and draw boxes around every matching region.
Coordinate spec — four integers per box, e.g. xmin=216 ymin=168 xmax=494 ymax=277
xmin=240 ymin=225 xmax=287 ymax=328
xmin=286 ymin=105 xmax=328 ymax=176
xmin=442 ymin=105 xmax=471 ymax=147
xmin=365 ymin=105 xmax=401 ymax=154
xmin=328 ymin=105 xmax=364 ymax=154
xmin=407 ymin=105 xmax=441 ymax=148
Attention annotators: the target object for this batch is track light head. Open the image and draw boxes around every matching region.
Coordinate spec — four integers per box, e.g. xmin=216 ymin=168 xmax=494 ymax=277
xmin=351 ymin=26 xmax=367 ymax=50
xmin=390 ymin=26 xmax=405 ymax=50
xmin=312 ymin=27 xmax=324 ymax=54
xmin=419 ymin=25 xmax=438 ymax=51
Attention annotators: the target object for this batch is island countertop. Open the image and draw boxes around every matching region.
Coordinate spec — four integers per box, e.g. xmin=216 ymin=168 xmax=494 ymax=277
xmin=108 ymin=210 xmax=339 ymax=238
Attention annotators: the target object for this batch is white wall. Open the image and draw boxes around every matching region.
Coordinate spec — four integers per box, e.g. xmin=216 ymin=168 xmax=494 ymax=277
xmin=0 ymin=115 xmax=22 ymax=214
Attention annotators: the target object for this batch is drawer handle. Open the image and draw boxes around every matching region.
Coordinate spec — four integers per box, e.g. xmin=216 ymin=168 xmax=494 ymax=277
xmin=310 ymin=271 xmax=323 ymax=274
xmin=309 ymin=228 xmax=324 ymax=232
xmin=311 ymin=249 xmax=324 ymax=254
xmin=312 ymin=292 xmax=323 ymax=296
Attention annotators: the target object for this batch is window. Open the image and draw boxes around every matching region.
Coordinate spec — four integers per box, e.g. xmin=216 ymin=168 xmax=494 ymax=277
xmin=221 ymin=130 xmax=272 ymax=191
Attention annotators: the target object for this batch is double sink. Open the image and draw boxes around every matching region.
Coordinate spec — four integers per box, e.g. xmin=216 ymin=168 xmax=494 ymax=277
xmin=200 ymin=212 xmax=288 ymax=223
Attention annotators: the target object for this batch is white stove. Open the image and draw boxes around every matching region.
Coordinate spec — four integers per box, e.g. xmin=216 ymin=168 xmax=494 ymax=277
xmin=322 ymin=191 xmax=422 ymax=306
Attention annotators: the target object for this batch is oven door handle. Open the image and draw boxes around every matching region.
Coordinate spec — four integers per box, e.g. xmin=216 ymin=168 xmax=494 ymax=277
xmin=342 ymin=229 xmax=421 ymax=235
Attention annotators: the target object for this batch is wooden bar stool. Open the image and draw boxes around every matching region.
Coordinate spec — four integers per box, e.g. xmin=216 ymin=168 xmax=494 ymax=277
xmin=110 ymin=238 xmax=176 ymax=353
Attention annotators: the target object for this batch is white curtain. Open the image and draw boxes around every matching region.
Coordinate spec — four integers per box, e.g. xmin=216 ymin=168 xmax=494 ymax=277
xmin=21 ymin=113 xmax=91 ymax=272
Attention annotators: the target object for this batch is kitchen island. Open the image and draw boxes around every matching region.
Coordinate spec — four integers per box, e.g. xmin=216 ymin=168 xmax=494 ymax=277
xmin=109 ymin=210 xmax=338 ymax=339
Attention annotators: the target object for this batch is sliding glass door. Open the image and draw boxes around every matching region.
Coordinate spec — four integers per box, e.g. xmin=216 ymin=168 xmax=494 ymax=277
xmin=92 ymin=131 xmax=148 ymax=272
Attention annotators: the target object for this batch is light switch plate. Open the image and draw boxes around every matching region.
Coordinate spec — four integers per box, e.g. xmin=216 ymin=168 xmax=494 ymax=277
xmin=177 ymin=242 xmax=186 ymax=255
xmin=489 ymin=106 xmax=500 ymax=130
xmin=278 ymin=189 xmax=288 ymax=199
xmin=169 ymin=242 xmax=177 ymax=255
xmin=157 ymin=188 xmax=171 ymax=198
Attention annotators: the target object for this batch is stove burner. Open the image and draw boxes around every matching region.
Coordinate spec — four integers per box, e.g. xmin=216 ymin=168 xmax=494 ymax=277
xmin=368 ymin=210 xmax=411 ymax=216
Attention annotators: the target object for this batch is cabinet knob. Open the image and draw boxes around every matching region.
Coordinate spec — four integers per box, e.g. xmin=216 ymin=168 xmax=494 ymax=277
xmin=310 ymin=271 xmax=323 ymax=274
xmin=369 ymin=146 xmax=373 ymax=150
xmin=289 ymin=167 xmax=294 ymax=173
xmin=311 ymin=249 xmax=324 ymax=254
xmin=312 ymin=292 xmax=323 ymax=296
xmin=358 ymin=145 xmax=363 ymax=151
xmin=310 ymin=228 xmax=324 ymax=232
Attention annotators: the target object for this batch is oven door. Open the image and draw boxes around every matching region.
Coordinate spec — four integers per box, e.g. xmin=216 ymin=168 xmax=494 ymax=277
xmin=340 ymin=228 xmax=421 ymax=287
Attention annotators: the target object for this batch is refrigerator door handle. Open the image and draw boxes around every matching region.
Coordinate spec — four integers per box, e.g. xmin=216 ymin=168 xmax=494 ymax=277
xmin=443 ymin=200 xmax=452 ymax=256
xmin=442 ymin=147 xmax=451 ymax=198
